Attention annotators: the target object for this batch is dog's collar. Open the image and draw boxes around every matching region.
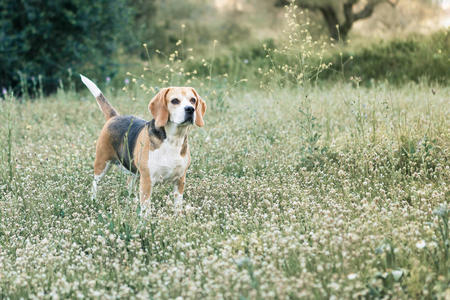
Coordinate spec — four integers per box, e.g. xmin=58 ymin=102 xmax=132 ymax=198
xmin=147 ymin=119 xmax=166 ymax=141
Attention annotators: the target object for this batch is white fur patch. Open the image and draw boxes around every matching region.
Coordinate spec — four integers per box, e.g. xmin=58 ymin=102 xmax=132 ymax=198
xmin=170 ymin=103 xmax=195 ymax=124
xmin=80 ymin=74 xmax=102 ymax=98
xmin=148 ymin=123 xmax=189 ymax=185
xmin=148 ymin=142 xmax=188 ymax=184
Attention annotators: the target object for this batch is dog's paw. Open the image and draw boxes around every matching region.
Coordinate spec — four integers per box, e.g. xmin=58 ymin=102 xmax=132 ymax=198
xmin=174 ymin=201 xmax=184 ymax=215
xmin=139 ymin=203 xmax=151 ymax=218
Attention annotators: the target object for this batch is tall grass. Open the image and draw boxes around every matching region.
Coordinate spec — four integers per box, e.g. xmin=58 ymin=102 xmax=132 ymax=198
xmin=0 ymin=81 xmax=448 ymax=298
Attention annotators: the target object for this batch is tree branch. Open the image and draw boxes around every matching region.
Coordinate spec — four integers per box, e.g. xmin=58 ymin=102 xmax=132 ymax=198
xmin=319 ymin=5 xmax=340 ymax=40
xmin=385 ymin=0 xmax=399 ymax=7
xmin=353 ymin=2 xmax=377 ymax=21
xmin=274 ymin=0 xmax=399 ymax=41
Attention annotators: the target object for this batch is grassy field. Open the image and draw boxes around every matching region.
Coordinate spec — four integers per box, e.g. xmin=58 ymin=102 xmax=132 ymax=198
xmin=0 ymin=82 xmax=449 ymax=298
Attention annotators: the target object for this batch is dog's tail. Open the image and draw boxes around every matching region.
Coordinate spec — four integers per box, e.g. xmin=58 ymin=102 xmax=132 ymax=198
xmin=80 ymin=74 xmax=118 ymax=120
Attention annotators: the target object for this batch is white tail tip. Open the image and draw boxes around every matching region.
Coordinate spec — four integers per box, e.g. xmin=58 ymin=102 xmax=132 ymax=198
xmin=80 ymin=74 xmax=102 ymax=98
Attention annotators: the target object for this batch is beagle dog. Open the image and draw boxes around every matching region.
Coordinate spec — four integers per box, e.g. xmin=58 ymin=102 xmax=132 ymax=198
xmin=80 ymin=75 xmax=206 ymax=212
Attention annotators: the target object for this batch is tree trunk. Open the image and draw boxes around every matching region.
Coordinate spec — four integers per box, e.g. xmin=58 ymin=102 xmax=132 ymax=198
xmin=318 ymin=6 xmax=341 ymax=41
xmin=275 ymin=0 xmax=396 ymax=42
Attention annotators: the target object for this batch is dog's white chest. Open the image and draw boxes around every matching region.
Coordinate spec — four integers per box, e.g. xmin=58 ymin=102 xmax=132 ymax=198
xmin=148 ymin=141 xmax=188 ymax=184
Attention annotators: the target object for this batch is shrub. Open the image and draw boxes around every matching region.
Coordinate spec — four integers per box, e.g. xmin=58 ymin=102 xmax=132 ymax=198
xmin=124 ymin=0 xmax=160 ymax=57
xmin=0 ymin=0 xmax=132 ymax=94
xmin=322 ymin=30 xmax=450 ymax=84
xmin=183 ymin=30 xmax=449 ymax=87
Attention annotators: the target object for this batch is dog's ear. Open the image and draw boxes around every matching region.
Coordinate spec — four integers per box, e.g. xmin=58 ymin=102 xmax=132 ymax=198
xmin=191 ymin=88 xmax=207 ymax=127
xmin=149 ymin=88 xmax=170 ymax=128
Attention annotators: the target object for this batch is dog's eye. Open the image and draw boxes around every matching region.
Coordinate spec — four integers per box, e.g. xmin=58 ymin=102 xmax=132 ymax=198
xmin=190 ymin=98 xmax=196 ymax=104
xmin=171 ymin=98 xmax=180 ymax=105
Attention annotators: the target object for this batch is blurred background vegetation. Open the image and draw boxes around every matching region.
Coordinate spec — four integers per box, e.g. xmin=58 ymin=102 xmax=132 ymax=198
xmin=0 ymin=0 xmax=449 ymax=95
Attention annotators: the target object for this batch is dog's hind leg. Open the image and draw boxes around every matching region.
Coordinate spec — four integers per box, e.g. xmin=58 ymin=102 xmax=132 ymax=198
xmin=92 ymin=131 xmax=117 ymax=199
xmin=91 ymin=159 xmax=111 ymax=200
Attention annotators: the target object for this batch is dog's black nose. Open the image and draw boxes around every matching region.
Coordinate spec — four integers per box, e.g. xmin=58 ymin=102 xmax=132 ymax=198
xmin=185 ymin=106 xmax=195 ymax=114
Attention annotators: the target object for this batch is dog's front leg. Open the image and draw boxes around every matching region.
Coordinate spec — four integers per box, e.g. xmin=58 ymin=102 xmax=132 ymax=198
xmin=139 ymin=171 xmax=152 ymax=213
xmin=173 ymin=174 xmax=186 ymax=212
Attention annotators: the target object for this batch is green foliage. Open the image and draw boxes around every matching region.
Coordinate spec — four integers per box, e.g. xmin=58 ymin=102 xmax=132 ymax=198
xmin=179 ymin=30 xmax=450 ymax=89
xmin=0 ymin=0 xmax=131 ymax=94
xmin=323 ymin=30 xmax=450 ymax=84
xmin=124 ymin=0 xmax=159 ymax=56
xmin=1 ymin=0 xmax=447 ymax=96
xmin=141 ymin=0 xmax=251 ymax=56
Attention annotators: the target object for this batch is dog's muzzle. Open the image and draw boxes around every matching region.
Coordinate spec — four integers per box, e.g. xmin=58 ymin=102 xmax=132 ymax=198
xmin=184 ymin=106 xmax=194 ymax=123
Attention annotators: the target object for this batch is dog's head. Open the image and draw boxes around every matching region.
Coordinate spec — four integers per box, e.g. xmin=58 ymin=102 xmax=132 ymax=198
xmin=149 ymin=87 xmax=206 ymax=128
